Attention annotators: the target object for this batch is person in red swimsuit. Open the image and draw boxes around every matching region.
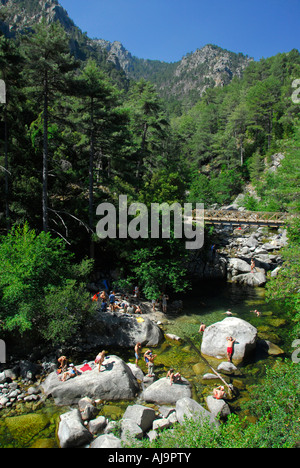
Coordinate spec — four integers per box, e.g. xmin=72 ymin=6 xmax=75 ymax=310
xmin=226 ymin=336 xmax=236 ymax=362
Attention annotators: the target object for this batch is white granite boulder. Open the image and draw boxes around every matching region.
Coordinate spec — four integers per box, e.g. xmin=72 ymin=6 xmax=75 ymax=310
xmin=142 ymin=377 xmax=192 ymax=405
xmin=206 ymin=395 xmax=231 ymax=419
xmin=201 ymin=317 xmax=258 ymax=363
xmin=58 ymin=409 xmax=92 ymax=448
xmin=122 ymin=404 xmax=156 ymax=432
xmin=176 ymin=397 xmax=219 ymax=428
xmin=42 ymin=356 xmax=140 ymax=406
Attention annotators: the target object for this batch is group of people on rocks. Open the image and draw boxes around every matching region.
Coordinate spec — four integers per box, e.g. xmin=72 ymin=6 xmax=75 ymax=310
xmin=134 ymin=342 xmax=182 ymax=384
xmin=57 ymin=350 xmax=108 ymax=381
xmin=57 ymin=299 xmax=260 ymax=403
xmin=92 ymin=290 xmax=134 ymax=314
xmin=92 ymin=287 xmax=169 ymax=315
xmin=57 ymin=342 xmax=182 ymax=389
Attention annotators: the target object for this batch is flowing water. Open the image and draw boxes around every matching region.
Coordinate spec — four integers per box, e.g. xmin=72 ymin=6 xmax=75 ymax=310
xmin=0 ymin=280 xmax=290 ymax=448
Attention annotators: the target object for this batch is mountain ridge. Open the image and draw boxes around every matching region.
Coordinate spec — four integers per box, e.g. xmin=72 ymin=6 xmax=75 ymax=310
xmin=0 ymin=0 xmax=254 ymax=105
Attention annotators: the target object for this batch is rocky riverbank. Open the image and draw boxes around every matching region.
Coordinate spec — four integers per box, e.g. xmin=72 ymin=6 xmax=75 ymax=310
xmin=188 ymin=223 xmax=287 ymax=287
xmin=0 ymin=223 xmax=289 ymax=447
xmin=0 ymin=307 xmax=285 ymax=447
xmin=53 ymin=313 xmax=284 ymax=448
xmin=58 ymin=397 xmax=221 ymax=448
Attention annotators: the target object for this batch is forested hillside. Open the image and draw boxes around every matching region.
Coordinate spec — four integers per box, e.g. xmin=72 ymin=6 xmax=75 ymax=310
xmin=176 ymin=50 xmax=300 ymax=210
xmin=0 ymin=3 xmax=299 ymax=340
xmin=0 ymin=13 xmax=299 ymax=257
xmin=0 ymin=0 xmax=252 ymax=109
xmin=0 ymin=2 xmax=299 ymax=449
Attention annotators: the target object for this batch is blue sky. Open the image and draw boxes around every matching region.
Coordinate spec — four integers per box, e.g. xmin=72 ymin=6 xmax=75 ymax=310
xmin=59 ymin=0 xmax=299 ymax=62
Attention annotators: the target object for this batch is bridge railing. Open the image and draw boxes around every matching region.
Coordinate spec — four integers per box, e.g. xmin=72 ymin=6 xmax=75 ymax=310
xmin=193 ymin=209 xmax=291 ymax=227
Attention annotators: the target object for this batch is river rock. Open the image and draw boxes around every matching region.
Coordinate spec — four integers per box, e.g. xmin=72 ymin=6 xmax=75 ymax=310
xmin=0 ymin=372 xmax=6 ymax=384
xmin=42 ymin=356 xmax=140 ymax=406
xmin=245 ymin=236 xmax=259 ymax=248
xmin=217 ymin=362 xmax=239 ymax=375
xmin=270 ymin=266 xmax=281 ymax=278
xmin=121 ymin=419 xmax=144 ymax=443
xmin=206 ymin=395 xmax=231 ymax=419
xmin=201 ymin=317 xmax=258 ymax=363
xmin=122 ymin=404 xmax=156 ymax=432
xmin=90 ymin=433 xmax=122 ymax=449
xmin=126 ymin=363 xmax=145 ymax=382
xmin=152 ymin=418 xmax=170 ymax=431
xmin=202 ymin=373 xmax=220 ymax=380
xmin=262 ymin=242 xmax=282 ymax=251
xmin=58 ymin=409 xmax=93 ymax=448
xmin=0 ymin=396 xmax=9 ymax=407
xmin=166 ymin=333 xmax=181 ymax=341
xmin=258 ymin=339 xmax=285 ymax=356
xmin=228 ymin=258 xmax=251 ymax=276
xmin=231 ymin=271 xmax=266 ymax=287
xmin=142 ymin=377 xmax=192 ymax=405
xmin=176 ymin=397 xmax=219 ymax=428
xmin=19 ymin=360 xmax=41 ymax=381
xmin=88 ymin=416 xmax=107 ymax=435
xmin=85 ymin=312 xmax=164 ymax=348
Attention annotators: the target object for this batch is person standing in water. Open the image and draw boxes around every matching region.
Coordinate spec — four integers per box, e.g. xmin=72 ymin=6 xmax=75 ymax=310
xmin=134 ymin=343 xmax=141 ymax=366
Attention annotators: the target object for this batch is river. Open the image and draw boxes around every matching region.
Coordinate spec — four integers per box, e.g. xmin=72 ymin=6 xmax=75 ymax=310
xmin=0 ymin=280 xmax=289 ymax=448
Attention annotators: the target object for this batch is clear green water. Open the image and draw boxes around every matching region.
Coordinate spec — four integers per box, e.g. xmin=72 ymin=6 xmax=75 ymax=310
xmin=0 ymin=280 xmax=289 ymax=448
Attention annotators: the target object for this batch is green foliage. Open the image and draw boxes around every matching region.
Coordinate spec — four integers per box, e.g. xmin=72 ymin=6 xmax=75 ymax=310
xmin=244 ymin=361 xmax=300 ymax=448
xmin=129 ymin=242 xmax=190 ymax=300
xmin=42 ymin=280 xmax=94 ymax=344
xmin=173 ymin=49 xmax=300 ymax=206
xmin=189 ymin=168 xmax=243 ymax=206
xmin=252 ymin=122 xmax=300 ymax=212
xmin=138 ymin=169 xmax=185 ymax=206
xmin=266 ymin=218 xmax=300 ymax=337
xmin=0 ymin=224 xmax=95 ymax=343
xmin=131 ymin=360 xmax=299 ymax=449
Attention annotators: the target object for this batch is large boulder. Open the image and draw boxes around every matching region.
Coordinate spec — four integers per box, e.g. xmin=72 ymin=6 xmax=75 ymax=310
xmin=201 ymin=317 xmax=258 ymax=363
xmin=42 ymin=356 xmax=140 ymax=406
xmin=122 ymin=404 xmax=156 ymax=432
xmin=176 ymin=397 xmax=219 ymax=428
xmin=121 ymin=419 xmax=144 ymax=444
xmin=58 ymin=409 xmax=92 ymax=448
xmin=206 ymin=396 xmax=231 ymax=419
xmin=86 ymin=312 xmax=164 ymax=348
xmin=90 ymin=433 xmax=122 ymax=449
xmin=231 ymin=271 xmax=266 ymax=287
xmin=142 ymin=377 xmax=192 ymax=405
xmin=227 ymin=258 xmax=251 ymax=276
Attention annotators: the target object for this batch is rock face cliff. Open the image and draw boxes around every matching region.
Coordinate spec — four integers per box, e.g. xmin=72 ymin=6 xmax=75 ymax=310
xmin=92 ymin=41 xmax=253 ymax=104
xmin=0 ymin=0 xmax=76 ymax=35
xmin=1 ymin=0 xmax=252 ymax=105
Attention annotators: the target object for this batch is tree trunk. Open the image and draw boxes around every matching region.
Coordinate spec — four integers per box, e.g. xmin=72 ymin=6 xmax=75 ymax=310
xmin=89 ymin=97 xmax=95 ymax=258
xmin=136 ymin=122 xmax=148 ymax=180
xmin=268 ymin=109 xmax=273 ymax=150
xmin=4 ymin=104 xmax=10 ymax=231
xmin=42 ymin=72 xmax=49 ymax=232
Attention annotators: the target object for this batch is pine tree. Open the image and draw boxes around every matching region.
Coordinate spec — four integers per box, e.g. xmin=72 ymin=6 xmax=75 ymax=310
xmin=23 ymin=19 xmax=78 ymax=232
xmin=74 ymin=59 xmax=130 ymax=256
xmin=126 ymin=79 xmax=169 ymax=183
xmin=0 ymin=35 xmax=25 ymax=230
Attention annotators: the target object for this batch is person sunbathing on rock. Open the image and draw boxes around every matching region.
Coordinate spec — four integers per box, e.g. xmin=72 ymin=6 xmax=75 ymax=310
xmin=60 ymin=364 xmax=79 ymax=382
xmin=213 ymin=385 xmax=226 ymax=400
xmin=166 ymin=368 xmax=182 ymax=385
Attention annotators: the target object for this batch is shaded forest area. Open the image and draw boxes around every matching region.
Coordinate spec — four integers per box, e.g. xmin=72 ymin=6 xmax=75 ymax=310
xmin=0 ymin=19 xmax=299 ymax=344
